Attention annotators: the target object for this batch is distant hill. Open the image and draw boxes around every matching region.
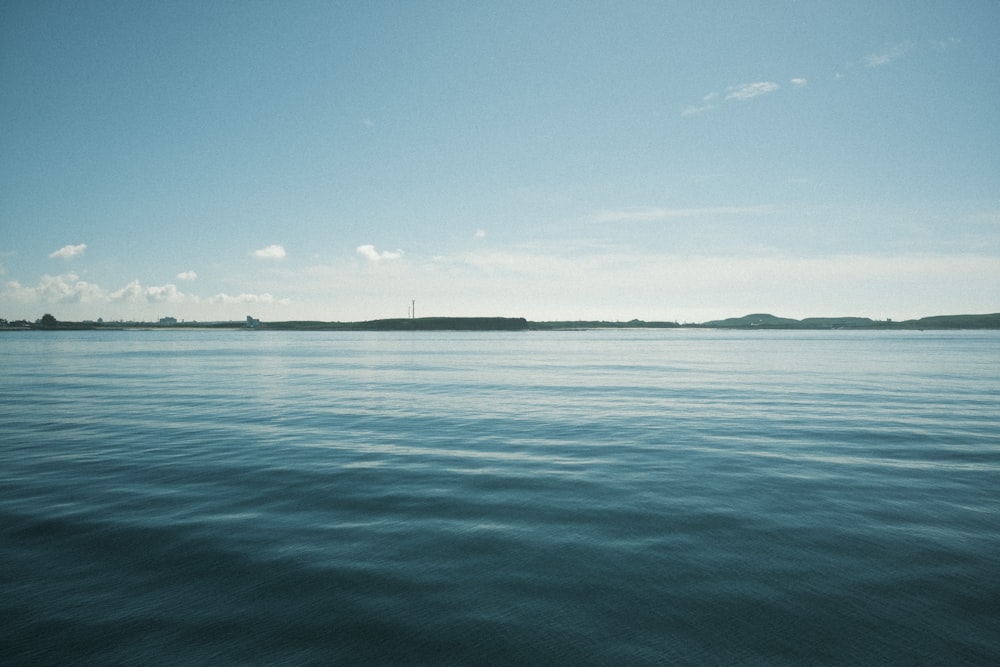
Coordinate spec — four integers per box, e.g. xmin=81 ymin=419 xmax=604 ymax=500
xmin=906 ymin=313 xmax=1000 ymax=329
xmin=698 ymin=313 xmax=1000 ymax=330
xmin=264 ymin=317 xmax=529 ymax=331
xmin=349 ymin=317 xmax=529 ymax=331
xmin=799 ymin=317 xmax=876 ymax=328
xmin=700 ymin=313 xmax=804 ymax=328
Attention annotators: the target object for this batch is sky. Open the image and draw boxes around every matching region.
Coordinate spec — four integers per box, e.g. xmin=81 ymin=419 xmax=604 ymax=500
xmin=2 ymin=0 xmax=999 ymax=323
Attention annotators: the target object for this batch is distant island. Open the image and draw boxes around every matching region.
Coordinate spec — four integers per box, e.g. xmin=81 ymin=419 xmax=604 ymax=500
xmin=3 ymin=312 xmax=1000 ymax=331
xmin=694 ymin=312 xmax=1000 ymax=330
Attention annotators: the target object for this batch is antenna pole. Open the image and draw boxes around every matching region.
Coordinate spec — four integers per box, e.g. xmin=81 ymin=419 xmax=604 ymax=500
xmin=412 ymin=299 xmax=415 ymax=319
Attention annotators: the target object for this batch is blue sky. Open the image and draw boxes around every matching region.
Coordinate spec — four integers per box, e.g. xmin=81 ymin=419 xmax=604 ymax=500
xmin=2 ymin=0 xmax=998 ymax=322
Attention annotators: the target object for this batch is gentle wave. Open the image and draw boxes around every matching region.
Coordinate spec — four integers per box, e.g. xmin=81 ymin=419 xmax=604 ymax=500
xmin=2 ymin=329 xmax=999 ymax=664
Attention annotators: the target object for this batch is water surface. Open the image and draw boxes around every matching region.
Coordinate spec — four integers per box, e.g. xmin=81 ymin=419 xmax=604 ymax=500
xmin=2 ymin=329 xmax=998 ymax=664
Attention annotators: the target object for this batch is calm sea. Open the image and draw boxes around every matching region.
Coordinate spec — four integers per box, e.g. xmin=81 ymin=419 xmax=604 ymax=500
xmin=2 ymin=329 xmax=998 ymax=665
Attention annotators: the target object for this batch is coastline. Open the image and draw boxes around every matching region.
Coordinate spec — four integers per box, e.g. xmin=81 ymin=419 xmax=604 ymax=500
xmin=3 ymin=312 xmax=1000 ymax=332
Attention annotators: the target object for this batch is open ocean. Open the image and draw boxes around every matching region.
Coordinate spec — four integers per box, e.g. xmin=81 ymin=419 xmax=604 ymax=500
xmin=2 ymin=328 xmax=999 ymax=665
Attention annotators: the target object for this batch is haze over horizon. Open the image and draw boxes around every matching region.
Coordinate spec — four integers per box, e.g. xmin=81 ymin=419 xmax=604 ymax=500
xmin=2 ymin=1 xmax=998 ymax=323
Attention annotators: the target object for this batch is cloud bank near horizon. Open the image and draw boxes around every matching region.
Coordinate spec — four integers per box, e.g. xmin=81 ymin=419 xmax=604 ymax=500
xmin=3 ymin=243 xmax=997 ymax=323
xmin=2 ymin=272 xmax=288 ymax=315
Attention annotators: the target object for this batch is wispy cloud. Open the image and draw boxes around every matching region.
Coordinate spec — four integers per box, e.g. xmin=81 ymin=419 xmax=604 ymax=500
xmin=681 ymin=104 xmax=715 ymax=116
xmin=176 ymin=270 xmax=197 ymax=281
xmin=474 ymin=229 xmax=487 ymax=239
xmin=865 ymin=42 xmax=910 ymax=68
xmin=930 ymin=36 xmax=960 ymax=51
xmin=684 ymin=82 xmax=783 ymax=115
xmin=254 ymin=244 xmax=287 ymax=260
xmin=790 ymin=78 xmax=807 ymax=88
xmin=682 ymin=92 xmax=719 ymax=116
xmin=357 ymin=244 xmax=404 ymax=261
xmin=362 ymin=117 xmax=375 ymax=128
xmin=725 ymin=81 xmax=780 ymax=101
xmin=49 ymin=243 xmax=86 ymax=260
xmin=682 ymin=103 xmax=714 ymax=117
xmin=592 ymin=206 xmax=775 ymax=223
xmin=211 ymin=292 xmax=288 ymax=305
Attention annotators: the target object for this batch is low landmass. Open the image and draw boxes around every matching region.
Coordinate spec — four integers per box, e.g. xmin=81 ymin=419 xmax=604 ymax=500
xmin=3 ymin=312 xmax=1000 ymax=331
xmin=696 ymin=312 xmax=1000 ymax=330
xmin=265 ymin=317 xmax=530 ymax=331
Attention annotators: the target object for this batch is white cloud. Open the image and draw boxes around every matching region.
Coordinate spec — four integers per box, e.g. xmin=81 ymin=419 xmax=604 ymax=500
xmin=592 ymin=206 xmax=775 ymax=223
xmin=110 ymin=280 xmax=143 ymax=301
xmin=5 ymin=275 xmax=192 ymax=305
xmin=0 ymin=272 xmax=292 ymax=320
xmin=254 ymin=244 xmax=287 ymax=260
xmin=474 ymin=229 xmax=487 ymax=239
xmin=143 ymin=284 xmax=186 ymax=303
xmin=49 ymin=243 xmax=87 ymax=260
xmin=77 ymin=277 xmax=189 ymax=304
xmin=362 ymin=117 xmax=375 ymax=128
xmin=865 ymin=43 xmax=910 ymax=67
xmin=4 ymin=273 xmax=103 ymax=304
xmin=357 ymin=244 xmax=404 ymax=261
xmin=725 ymin=82 xmax=780 ymax=101
xmin=790 ymin=78 xmax=808 ymax=87
xmin=176 ymin=270 xmax=197 ymax=281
